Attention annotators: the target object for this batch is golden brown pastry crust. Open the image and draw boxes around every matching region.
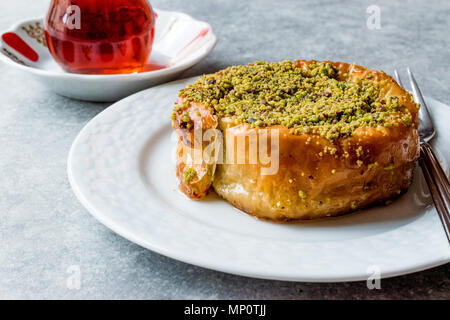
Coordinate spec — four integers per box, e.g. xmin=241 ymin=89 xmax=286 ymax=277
xmin=173 ymin=61 xmax=420 ymax=221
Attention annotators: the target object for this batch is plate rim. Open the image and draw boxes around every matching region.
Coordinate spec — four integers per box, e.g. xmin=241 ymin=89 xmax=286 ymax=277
xmin=67 ymin=76 xmax=450 ymax=282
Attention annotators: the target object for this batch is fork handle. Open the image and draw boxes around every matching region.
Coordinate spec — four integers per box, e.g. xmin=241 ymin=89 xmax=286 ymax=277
xmin=419 ymin=142 xmax=450 ymax=243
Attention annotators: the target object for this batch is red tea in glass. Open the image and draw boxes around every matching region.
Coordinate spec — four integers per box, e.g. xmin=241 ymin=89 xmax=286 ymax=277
xmin=45 ymin=0 xmax=155 ymax=74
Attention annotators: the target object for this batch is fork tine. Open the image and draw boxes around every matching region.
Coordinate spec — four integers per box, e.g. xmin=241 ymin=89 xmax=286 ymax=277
xmin=394 ymin=69 xmax=404 ymax=88
xmin=407 ymin=68 xmax=425 ymax=107
xmin=407 ymin=67 xmax=435 ymax=141
xmin=407 ymin=67 xmax=430 ymax=112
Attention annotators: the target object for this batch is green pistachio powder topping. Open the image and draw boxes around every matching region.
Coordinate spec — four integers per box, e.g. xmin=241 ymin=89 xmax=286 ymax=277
xmin=172 ymin=61 xmax=414 ymax=141
xmin=183 ymin=168 xmax=197 ymax=184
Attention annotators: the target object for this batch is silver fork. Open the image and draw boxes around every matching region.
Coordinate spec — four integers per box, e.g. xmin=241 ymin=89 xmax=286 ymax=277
xmin=394 ymin=69 xmax=450 ymax=243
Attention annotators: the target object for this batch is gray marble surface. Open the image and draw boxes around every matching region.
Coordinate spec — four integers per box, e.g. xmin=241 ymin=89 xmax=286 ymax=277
xmin=0 ymin=0 xmax=449 ymax=299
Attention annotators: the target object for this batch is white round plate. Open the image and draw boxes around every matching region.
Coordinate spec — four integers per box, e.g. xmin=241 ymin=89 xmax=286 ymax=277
xmin=68 ymin=77 xmax=450 ymax=282
xmin=0 ymin=10 xmax=217 ymax=102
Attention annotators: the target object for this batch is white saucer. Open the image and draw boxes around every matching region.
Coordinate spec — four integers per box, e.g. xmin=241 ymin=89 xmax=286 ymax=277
xmin=68 ymin=77 xmax=450 ymax=282
xmin=0 ymin=10 xmax=217 ymax=102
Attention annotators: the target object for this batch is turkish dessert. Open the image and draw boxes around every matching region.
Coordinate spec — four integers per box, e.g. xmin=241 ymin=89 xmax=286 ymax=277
xmin=172 ymin=60 xmax=419 ymax=221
